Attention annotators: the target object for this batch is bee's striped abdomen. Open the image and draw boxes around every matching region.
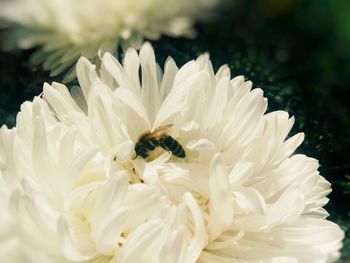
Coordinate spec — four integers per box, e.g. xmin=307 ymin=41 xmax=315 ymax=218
xmin=159 ymin=135 xmax=186 ymax=158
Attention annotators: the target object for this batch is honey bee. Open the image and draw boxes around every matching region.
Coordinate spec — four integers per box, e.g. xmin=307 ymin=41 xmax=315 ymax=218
xmin=134 ymin=124 xmax=186 ymax=159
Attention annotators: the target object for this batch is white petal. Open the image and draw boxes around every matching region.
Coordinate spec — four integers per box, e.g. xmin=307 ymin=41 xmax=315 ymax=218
xmin=117 ymin=220 xmax=165 ymax=263
xmin=76 ymin=57 xmax=98 ymax=101
xmin=208 ymin=154 xmax=233 ymax=240
xmin=102 ymin=52 xmax=139 ymax=95
xmin=203 ymin=76 xmax=229 ymax=128
xmin=111 ymin=140 xmax=135 ymax=163
xmin=92 ymin=172 xmax=128 ymax=230
xmin=187 ymin=139 xmax=215 ymax=151
xmin=183 ymin=193 xmax=208 ymax=262
xmin=232 ymin=187 xmax=266 ymax=215
xmin=58 ymin=215 xmax=97 ymax=261
xmin=159 ymin=57 xmax=178 ymax=101
xmin=95 ymin=208 xmax=129 ymax=255
xmin=160 ymin=227 xmax=186 ymax=263
xmin=140 ymin=42 xmax=161 ymax=124
xmin=123 ymin=48 xmax=141 ymax=91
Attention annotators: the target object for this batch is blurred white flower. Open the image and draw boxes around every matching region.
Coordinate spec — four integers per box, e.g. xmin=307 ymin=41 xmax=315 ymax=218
xmin=0 ymin=43 xmax=344 ymax=262
xmin=0 ymin=0 xmax=218 ymax=80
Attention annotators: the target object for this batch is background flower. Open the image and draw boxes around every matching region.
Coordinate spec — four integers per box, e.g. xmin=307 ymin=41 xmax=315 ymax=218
xmin=0 ymin=0 xmax=219 ymax=81
xmin=0 ymin=43 xmax=344 ymax=262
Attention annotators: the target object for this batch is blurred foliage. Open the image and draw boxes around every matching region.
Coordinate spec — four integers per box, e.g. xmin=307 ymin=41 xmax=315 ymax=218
xmin=0 ymin=0 xmax=349 ymax=261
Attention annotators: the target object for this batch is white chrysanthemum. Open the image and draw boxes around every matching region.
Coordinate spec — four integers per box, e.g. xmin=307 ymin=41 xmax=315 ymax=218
xmin=0 ymin=0 xmax=218 ymax=80
xmin=0 ymin=43 xmax=344 ymax=262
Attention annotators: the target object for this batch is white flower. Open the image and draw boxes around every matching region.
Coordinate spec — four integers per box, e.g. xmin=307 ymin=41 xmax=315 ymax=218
xmin=0 ymin=43 xmax=344 ymax=262
xmin=0 ymin=0 xmax=218 ymax=80
xmin=0 ymin=120 xmax=207 ymax=262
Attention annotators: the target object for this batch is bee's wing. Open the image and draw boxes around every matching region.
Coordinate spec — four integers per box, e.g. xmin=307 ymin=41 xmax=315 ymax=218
xmin=149 ymin=124 xmax=173 ymax=138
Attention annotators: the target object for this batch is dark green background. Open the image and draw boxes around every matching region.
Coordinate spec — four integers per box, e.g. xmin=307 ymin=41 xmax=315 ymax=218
xmin=0 ymin=0 xmax=349 ymax=261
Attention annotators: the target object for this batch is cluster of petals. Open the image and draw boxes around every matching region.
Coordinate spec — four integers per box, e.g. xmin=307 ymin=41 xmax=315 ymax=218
xmin=0 ymin=0 xmax=218 ymax=80
xmin=0 ymin=43 xmax=344 ymax=262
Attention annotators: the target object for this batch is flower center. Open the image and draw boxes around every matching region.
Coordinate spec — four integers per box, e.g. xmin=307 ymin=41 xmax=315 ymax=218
xmin=115 ymin=160 xmax=144 ymax=184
